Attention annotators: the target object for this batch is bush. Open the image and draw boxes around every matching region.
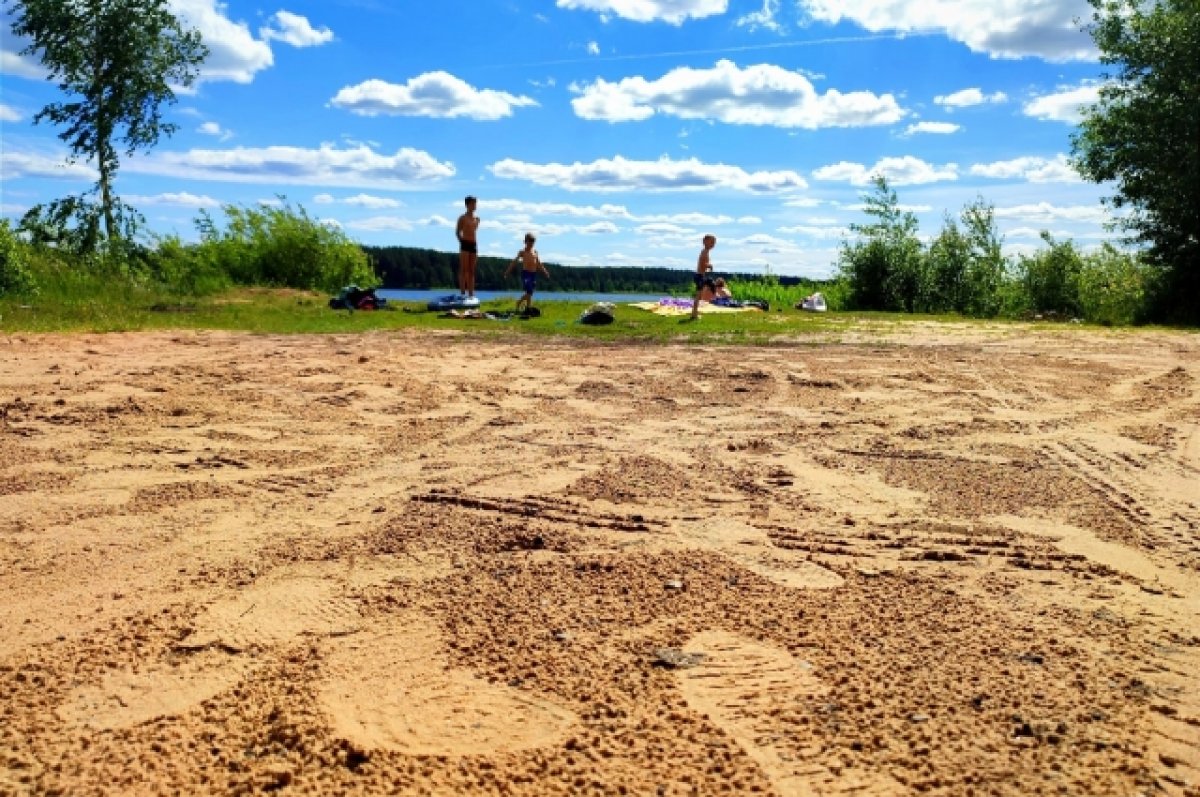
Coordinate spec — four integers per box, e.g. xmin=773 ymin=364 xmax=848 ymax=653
xmin=1076 ymin=244 xmax=1149 ymax=326
xmin=0 ymin=220 xmax=38 ymax=296
xmin=839 ymin=176 xmax=928 ymax=311
xmin=145 ymin=234 xmax=229 ymax=299
xmin=1017 ymin=233 xmax=1083 ymax=318
xmin=194 ymin=199 xmax=375 ymax=292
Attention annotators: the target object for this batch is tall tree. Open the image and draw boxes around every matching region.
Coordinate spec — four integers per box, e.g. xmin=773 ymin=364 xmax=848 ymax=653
xmin=1071 ymin=0 xmax=1200 ymax=317
xmin=10 ymin=0 xmax=207 ymax=249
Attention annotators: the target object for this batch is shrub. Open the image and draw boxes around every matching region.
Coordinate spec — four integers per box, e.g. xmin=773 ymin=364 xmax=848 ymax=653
xmin=839 ymin=176 xmax=928 ymax=311
xmin=1076 ymin=244 xmax=1149 ymax=326
xmin=145 ymin=234 xmax=229 ymax=298
xmin=0 ymin=220 xmax=38 ymax=296
xmin=194 ymin=199 xmax=375 ymax=292
xmin=1017 ymin=233 xmax=1083 ymax=318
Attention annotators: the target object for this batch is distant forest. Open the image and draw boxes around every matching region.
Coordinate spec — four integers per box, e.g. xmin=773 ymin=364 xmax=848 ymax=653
xmin=364 ymin=245 xmax=810 ymax=292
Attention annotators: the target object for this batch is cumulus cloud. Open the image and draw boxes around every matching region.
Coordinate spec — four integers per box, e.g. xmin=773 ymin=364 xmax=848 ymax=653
xmin=796 ymin=0 xmax=1096 ymax=61
xmin=1023 ymin=82 xmax=1100 ymax=123
xmin=903 ymin=121 xmax=960 ymax=135
xmin=130 ymin=143 xmax=455 ymax=189
xmin=331 ymin=72 xmax=538 ymax=120
xmin=737 ymin=0 xmax=783 ymax=32
xmin=484 ymin=199 xmax=634 ymax=219
xmin=0 ymin=49 xmax=44 ymax=80
xmin=197 ymin=121 xmax=234 ymax=141
xmin=489 ymin=155 xmax=808 ymax=193
xmin=571 ymin=60 xmax=905 ymax=128
xmin=587 ymin=41 xmax=601 ymax=55
xmin=260 ymin=10 xmax=333 ymax=47
xmin=344 ymin=193 xmax=403 ymax=208
xmin=345 ymin=216 xmax=415 ymax=232
xmin=556 ymin=0 xmax=727 ymax=25
xmin=968 ymin=154 xmax=1081 ymax=182
xmin=125 ymin=192 xmax=221 ymax=208
xmin=812 ymin=155 xmax=958 ymax=186
xmin=934 ymin=88 xmax=1008 ymax=108
xmin=777 ymin=223 xmax=848 ymax=239
xmin=0 ymin=103 xmax=21 ymax=123
xmin=0 ymin=150 xmax=96 ymax=181
xmin=169 ymin=0 xmax=274 ymax=84
xmin=994 ymin=202 xmax=1109 ymax=223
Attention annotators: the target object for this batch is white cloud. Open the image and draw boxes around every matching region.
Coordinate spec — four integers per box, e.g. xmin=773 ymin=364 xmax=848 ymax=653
xmin=813 ymin=155 xmax=958 ymax=186
xmin=587 ymin=41 xmax=601 ymax=55
xmin=197 ymin=121 xmax=234 ymax=141
xmin=0 ymin=49 xmax=44 ymax=80
xmin=777 ymin=223 xmax=848 ymax=239
xmin=344 ymin=193 xmax=403 ymax=209
xmin=0 ymin=151 xmax=96 ymax=181
xmin=572 ymin=60 xmax=905 ymax=128
xmin=0 ymin=103 xmax=21 ymax=122
xmin=579 ymin=221 xmax=621 ymax=234
xmin=169 ymin=0 xmax=274 ymax=84
xmin=331 ymin=72 xmax=538 ymax=120
xmin=933 ymin=88 xmax=1008 ymax=108
xmin=637 ymin=211 xmax=738 ymax=225
xmin=903 ymin=121 xmax=961 ymax=135
xmin=345 ymin=216 xmax=414 ymax=232
xmin=484 ymin=199 xmax=633 ymax=219
xmin=131 ymin=144 xmax=455 ymax=189
xmin=737 ymin=0 xmax=783 ymax=32
xmin=969 ymin=154 xmax=1081 ymax=182
xmin=1023 ymin=83 xmax=1100 ymax=123
xmin=796 ymin=0 xmax=1096 ymax=61
xmin=489 ymin=155 xmax=808 ymax=193
xmin=637 ymin=222 xmax=692 ymax=236
xmin=994 ymin=202 xmax=1109 ymax=224
xmin=260 ymin=11 xmax=333 ymax=47
xmin=556 ymin=0 xmax=727 ymax=25
xmin=304 ymin=192 xmax=401 ymax=209
xmin=125 ymin=191 xmax=221 ymax=208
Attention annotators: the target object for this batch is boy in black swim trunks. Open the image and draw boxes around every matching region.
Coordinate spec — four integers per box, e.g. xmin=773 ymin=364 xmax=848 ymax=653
xmin=455 ymin=195 xmax=480 ymax=297
xmin=504 ymin=233 xmax=549 ymax=314
xmin=691 ymin=234 xmax=716 ymax=320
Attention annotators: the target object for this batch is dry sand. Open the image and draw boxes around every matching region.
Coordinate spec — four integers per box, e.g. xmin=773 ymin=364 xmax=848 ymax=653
xmin=1 ymin=324 xmax=1197 ymax=796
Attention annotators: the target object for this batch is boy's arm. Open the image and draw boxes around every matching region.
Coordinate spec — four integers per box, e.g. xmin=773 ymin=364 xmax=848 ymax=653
xmin=504 ymin=255 xmax=517 ymax=276
xmin=536 ymin=252 xmax=549 ymax=276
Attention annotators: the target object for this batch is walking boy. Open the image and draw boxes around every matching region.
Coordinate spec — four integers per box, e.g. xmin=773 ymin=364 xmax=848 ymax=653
xmin=691 ymin=234 xmax=717 ymax=320
xmin=504 ymin=233 xmax=549 ymax=315
xmin=455 ymin=195 xmax=480 ymax=297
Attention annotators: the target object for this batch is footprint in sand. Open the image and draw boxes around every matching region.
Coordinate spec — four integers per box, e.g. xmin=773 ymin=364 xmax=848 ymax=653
xmin=58 ymin=648 xmax=248 ymax=730
xmin=60 ymin=575 xmax=363 ymax=730
xmin=318 ymin=619 xmax=578 ymax=756
xmin=677 ymin=630 xmax=900 ymax=796
xmin=178 ymin=575 xmax=363 ymax=652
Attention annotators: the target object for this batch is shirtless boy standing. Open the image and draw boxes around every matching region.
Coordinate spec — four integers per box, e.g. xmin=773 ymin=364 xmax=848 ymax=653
xmin=455 ymin=195 xmax=480 ymax=297
xmin=691 ymin=234 xmax=717 ymax=320
xmin=504 ymin=233 xmax=549 ymax=314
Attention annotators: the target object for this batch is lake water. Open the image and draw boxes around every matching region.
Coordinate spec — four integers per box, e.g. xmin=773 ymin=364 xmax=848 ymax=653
xmin=375 ymin=288 xmax=672 ymax=305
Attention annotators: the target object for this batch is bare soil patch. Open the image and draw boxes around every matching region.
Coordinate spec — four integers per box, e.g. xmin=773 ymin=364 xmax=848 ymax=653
xmin=1 ymin=326 xmax=1198 ymax=795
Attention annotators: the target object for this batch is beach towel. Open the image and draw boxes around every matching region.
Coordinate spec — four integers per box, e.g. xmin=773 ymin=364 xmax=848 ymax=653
xmin=630 ymin=299 xmax=762 ymax=316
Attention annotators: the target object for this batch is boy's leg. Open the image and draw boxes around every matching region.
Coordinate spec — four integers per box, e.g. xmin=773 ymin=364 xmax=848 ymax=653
xmin=465 ymin=255 xmax=477 ymax=296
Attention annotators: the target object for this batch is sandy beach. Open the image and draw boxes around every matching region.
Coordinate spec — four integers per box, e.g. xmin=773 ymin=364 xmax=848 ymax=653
xmin=1 ymin=324 xmax=1197 ymax=796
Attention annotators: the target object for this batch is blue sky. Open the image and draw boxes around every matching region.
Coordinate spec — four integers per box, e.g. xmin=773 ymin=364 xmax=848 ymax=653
xmin=2 ymin=0 xmax=1113 ymax=277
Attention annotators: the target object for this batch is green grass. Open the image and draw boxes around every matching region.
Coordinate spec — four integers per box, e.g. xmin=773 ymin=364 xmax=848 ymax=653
xmin=6 ymin=284 xmax=1160 ymax=344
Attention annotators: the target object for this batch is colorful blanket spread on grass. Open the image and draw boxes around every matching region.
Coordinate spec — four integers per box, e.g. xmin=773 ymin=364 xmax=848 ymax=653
xmin=630 ymin=299 xmax=762 ymax=316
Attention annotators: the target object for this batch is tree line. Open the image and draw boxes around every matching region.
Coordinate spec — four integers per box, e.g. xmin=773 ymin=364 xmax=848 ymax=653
xmin=365 ymin=246 xmax=776 ymax=293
